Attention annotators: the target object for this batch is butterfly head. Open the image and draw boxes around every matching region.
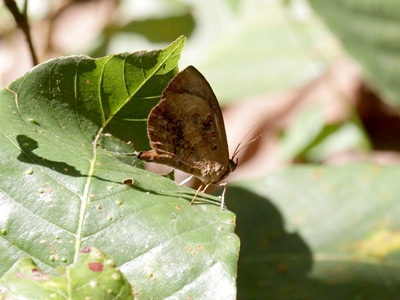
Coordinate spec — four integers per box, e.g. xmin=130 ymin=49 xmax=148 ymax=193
xmin=228 ymin=158 xmax=238 ymax=173
xmin=216 ymin=158 xmax=237 ymax=183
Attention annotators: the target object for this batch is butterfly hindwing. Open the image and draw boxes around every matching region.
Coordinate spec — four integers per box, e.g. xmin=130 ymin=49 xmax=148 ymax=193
xmin=139 ymin=66 xmax=231 ymax=184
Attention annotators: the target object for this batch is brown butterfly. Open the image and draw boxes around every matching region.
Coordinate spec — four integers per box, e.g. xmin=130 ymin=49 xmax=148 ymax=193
xmin=138 ymin=66 xmax=240 ymax=208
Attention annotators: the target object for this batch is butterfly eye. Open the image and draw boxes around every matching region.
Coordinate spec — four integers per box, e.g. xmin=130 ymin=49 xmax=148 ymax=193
xmin=228 ymin=159 xmax=237 ymax=172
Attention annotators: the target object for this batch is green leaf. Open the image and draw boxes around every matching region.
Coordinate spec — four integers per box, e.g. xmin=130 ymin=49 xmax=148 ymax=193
xmin=119 ymin=13 xmax=195 ymax=44
xmin=0 ymin=247 xmax=132 ymax=299
xmin=309 ymin=0 xmax=400 ymax=106
xmin=228 ymin=164 xmax=400 ymax=299
xmin=0 ymin=36 xmax=239 ymax=299
xmin=182 ymin=0 xmax=342 ymax=104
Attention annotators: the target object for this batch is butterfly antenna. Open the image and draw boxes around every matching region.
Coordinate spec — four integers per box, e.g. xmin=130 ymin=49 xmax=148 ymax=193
xmin=232 ymin=124 xmax=255 ymax=157
xmin=232 ymin=124 xmax=262 ymax=159
xmin=232 ymin=134 xmax=262 ymax=159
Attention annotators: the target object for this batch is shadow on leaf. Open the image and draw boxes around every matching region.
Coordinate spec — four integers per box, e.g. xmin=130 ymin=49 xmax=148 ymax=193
xmin=225 ymin=186 xmax=312 ymax=299
xmin=16 ymin=135 xmax=118 ymax=184
xmin=226 ymin=186 xmax=400 ymax=299
xmin=17 ymin=135 xmax=83 ymax=177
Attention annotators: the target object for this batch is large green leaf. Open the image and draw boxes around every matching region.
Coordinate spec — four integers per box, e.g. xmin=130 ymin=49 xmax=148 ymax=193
xmin=309 ymin=0 xmax=400 ymax=107
xmin=227 ymin=164 xmax=400 ymax=299
xmin=0 ymin=36 xmax=239 ymax=299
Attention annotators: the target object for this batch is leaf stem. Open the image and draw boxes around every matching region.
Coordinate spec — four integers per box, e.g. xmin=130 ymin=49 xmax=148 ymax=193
xmin=74 ymin=128 xmax=102 ymax=260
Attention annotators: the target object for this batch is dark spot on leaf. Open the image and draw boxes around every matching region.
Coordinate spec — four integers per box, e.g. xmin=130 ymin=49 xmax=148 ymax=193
xmin=88 ymin=262 xmax=104 ymax=272
xmin=80 ymin=247 xmax=91 ymax=253
xmin=30 ymin=269 xmax=50 ymax=280
xmin=122 ymin=178 xmax=135 ymax=186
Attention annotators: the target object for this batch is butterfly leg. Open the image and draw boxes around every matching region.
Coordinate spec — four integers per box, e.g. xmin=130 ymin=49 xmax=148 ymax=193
xmin=219 ymin=182 xmax=228 ymax=209
xmin=179 ymin=175 xmax=194 ymax=186
xmin=201 ymin=183 xmax=211 ymax=193
xmin=190 ymin=183 xmax=203 ymax=205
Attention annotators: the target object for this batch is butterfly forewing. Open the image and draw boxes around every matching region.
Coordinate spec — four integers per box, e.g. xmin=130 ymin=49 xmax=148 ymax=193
xmin=138 ymin=66 xmax=231 ymax=184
